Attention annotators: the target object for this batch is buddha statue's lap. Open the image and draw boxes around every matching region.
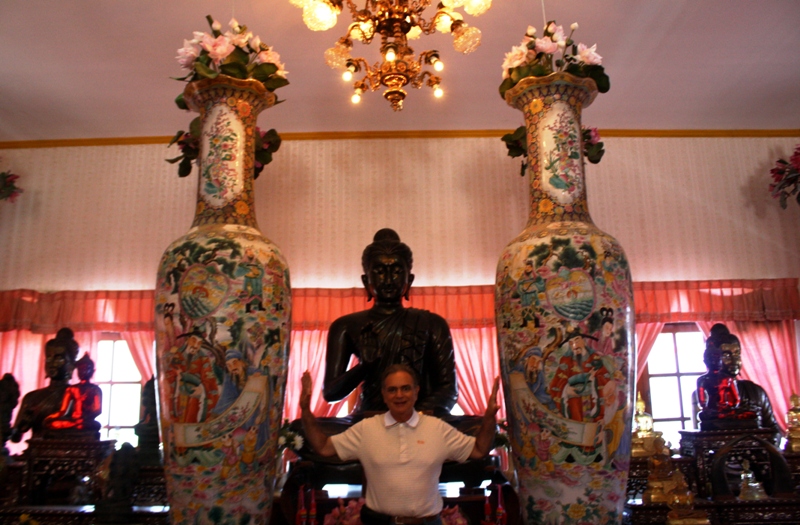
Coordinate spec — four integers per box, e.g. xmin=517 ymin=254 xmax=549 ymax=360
xmin=290 ymin=230 xmax=485 ymax=464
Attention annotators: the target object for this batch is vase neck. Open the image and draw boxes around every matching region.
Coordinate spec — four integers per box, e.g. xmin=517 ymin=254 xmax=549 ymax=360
xmin=185 ymin=78 xmax=272 ymax=229
xmin=514 ymin=77 xmax=596 ymax=227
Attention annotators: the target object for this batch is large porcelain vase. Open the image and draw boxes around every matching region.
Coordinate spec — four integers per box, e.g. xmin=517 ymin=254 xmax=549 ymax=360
xmin=155 ymin=76 xmax=291 ymax=525
xmin=495 ymin=73 xmax=635 ymax=524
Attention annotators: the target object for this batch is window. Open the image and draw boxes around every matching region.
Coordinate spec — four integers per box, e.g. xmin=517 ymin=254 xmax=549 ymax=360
xmin=642 ymin=323 xmax=706 ymax=447
xmin=95 ymin=335 xmax=142 ymax=447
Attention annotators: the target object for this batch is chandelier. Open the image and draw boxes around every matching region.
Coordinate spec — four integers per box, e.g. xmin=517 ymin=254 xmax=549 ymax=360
xmin=290 ymin=0 xmax=491 ymax=111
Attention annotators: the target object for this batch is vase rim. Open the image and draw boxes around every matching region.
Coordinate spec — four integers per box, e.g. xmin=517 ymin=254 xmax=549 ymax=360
xmin=183 ymin=75 xmax=277 ymax=113
xmin=504 ymin=72 xmax=598 ymax=108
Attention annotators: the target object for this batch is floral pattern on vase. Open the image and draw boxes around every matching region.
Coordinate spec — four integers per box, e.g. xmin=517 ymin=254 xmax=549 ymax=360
xmin=495 ymin=73 xmax=635 ymax=525
xmin=155 ymin=76 xmax=290 ymax=525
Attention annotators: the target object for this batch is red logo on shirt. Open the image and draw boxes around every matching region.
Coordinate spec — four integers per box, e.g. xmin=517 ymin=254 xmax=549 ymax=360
xmin=417 ymin=440 xmax=425 ymax=444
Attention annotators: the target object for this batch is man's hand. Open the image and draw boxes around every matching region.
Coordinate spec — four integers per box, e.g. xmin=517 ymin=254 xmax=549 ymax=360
xmin=471 ymin=376 xmax=502 ymax=459
xmin=300 ymin=371 xmax=313 ymax=412
xmin=484 ymin=377 xmax=500 ymax=420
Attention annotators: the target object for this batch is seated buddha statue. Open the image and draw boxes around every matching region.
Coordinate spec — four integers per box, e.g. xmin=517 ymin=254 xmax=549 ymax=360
xmin=44 ymin=353 xmax=102 ymax=437
xmin=10 ymin=328 xmax=79 ymax=442
xmin=696 ymin=325 xmax=756 ymax=429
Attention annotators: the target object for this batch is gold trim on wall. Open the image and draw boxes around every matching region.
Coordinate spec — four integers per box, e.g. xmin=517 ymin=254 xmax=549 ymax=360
xmin=1 ymin=129 xmax=799 ymax=148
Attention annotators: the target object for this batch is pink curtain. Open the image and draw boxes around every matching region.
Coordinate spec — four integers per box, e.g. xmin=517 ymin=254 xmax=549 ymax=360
xmin=635 ymin=322 xmax=665 ymax=381
xmin=451 ymin=327 xmax=506 ymax=419
xmin=283 ymin=330 xmax=348 ymax=420
xmin=120 ymin=330 xmax=156 ymax=383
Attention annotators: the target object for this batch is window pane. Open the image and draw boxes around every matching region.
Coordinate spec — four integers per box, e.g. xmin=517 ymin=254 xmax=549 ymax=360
xmin=108 ymin=427 xmax=139 ymax=449
xmin=111 ymin=340 xmax=142 ymax=382
xmin=98 ymin=384 xmax=111 ymax=427
xmin=108 ymin=384 xmax=142 ymax=426
xmin=653 ymin=420 xmax=685 ymax=450
xmin=680 ymin=374 xmax=701 ymax=426
xmin=95 ymin=341 xmax=114 ymax=382
xmin=649 ymin=377 xmax=681 ymax=418
xmin=647 ymin=333 xmax=677 ymax=374
xmin=676 ymin=331 xmax=706 ymax=373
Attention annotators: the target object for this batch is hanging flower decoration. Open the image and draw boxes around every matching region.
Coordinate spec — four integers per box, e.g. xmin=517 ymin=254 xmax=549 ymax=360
xmin=0 ymin=165 xmax=23 ymax=203
xmin=501 ymin=125 xmax=605 ymax=176
xmin=499 ymin=21 xmax=609 ymax=99
xmin=167 ymin=16 xmax=286 ymax=178
xmin=768 ymin=144 xmax=800 ymax=209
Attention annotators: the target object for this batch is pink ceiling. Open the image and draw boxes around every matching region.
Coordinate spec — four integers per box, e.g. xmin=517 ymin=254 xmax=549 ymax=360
xmin=0 ymin=0 xmax=798 ymax=142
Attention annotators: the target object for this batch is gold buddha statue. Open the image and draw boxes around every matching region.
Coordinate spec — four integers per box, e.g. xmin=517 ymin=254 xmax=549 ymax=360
xmin=666 ymin=471 xmax=710 ymax=525
xmin=643 ymin=437 xmax=680 ymax=504
xmin=785 ymin=392 xmax=800 ymax=453
xmin=631 ymin=391 xmax=663 ymax=457
xmin=738 ymin=459 xmax=767 ymax=501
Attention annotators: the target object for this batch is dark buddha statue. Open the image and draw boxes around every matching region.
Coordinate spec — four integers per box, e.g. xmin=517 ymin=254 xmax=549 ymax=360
xmin=44 ymin=353 xmax=102 ymax=436
xmin=0 ymin=373 xmax=20 ymax=458
xmin=323 ymin=228 xmax=458 ymax=418
xmin=10 ymin=328 xmax=79 ymax=442
xmin=697 ymin=324 xmax=780 ymax=443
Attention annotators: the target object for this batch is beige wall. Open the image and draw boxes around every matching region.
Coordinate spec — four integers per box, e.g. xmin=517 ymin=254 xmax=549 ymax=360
xmin=1 ymin=135 xmax=798 ymax=291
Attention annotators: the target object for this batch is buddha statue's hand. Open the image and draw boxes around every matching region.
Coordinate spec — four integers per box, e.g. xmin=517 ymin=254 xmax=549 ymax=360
xmin=358 ymin=323 xmax=381 ymax=370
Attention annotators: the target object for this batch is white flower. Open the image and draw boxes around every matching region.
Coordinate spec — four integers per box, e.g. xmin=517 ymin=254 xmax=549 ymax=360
xmin=292 ymin=435 xmax=304 ymax=450
xmin=176 ymin=40 xmax=202 ymax=70
xmin=534 ymin=36 xmax=559 ymax=55
xmin=501 ymin=44 xmax=530 ymax=78
xmin=570 ymin=22 xmax=579 ymax=31
xmin=577 ymin=42 xmax=602 ymax=65
xmin=191 ymin=31 xmax=206 ymax=44
xmin=546 ymin=22 xmax=556 ymax=34
xmin=229 ymin=17 xmax=240 ymax=32
xmin=256 ymin=48 xmax=289 ymax=77
xmin=226 ymin=29 xmax=252 ymax=48
xmin=526 ymin=25 xmax=536 ymax=37
xmin=278 ymin=436 xmax=287 ymax=447
xmin=557 ymin=40 xmax=566 ymax=50
xmin=551 ymin=24 xmax=566 ymax=44
xmin=249 ymin=35 xmax=263 ymax=52
xmin=211 ymin=19 xmax=222 ymax=32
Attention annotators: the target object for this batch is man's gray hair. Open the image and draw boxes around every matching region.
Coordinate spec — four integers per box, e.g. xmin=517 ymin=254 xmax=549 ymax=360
xmin=381 ymin=363 xmax=419 ymax=388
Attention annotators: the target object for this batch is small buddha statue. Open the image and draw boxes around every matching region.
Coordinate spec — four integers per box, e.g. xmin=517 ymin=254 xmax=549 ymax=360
xmin=785 ymin=393 xmax=800 ymax=453
xmin=44 ymin=353 xmax=102 ymax=438
xmin=631 ymin=392 xmax=663 ymax=457
xmin=666 ymin=471 xmax=710 ymax=525
xmin=738 ymin=459 xmax=767 ymax=500
xmin=643 ymin=437 xmax=680 ymax=503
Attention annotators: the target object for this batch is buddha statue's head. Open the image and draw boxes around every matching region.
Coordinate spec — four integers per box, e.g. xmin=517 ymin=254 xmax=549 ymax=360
xmin=44 ymin=327 xmax=79 ymax=382
xmin=75 ymin=353 xmax=96 ymax=381
xmin=361 ymin=228 xmax=415 ymax=303
xmin=705 ymin=323 xmax=742 ymax=377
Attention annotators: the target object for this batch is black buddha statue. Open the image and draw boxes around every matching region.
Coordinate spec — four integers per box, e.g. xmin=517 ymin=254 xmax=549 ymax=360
xmin=323 ymin=228 xmax=458 ymax=418
xmin=44 ymin=353 xmax=102 ymax=437
xmin=0 ymin=373 xmax=20 ymax=459
xmin=10 ymin=328 xmax=79 ymax=442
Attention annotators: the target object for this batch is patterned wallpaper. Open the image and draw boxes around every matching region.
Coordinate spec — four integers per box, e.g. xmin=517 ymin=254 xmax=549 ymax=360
xmin=0 ymin=136 xmax=798 ymax=291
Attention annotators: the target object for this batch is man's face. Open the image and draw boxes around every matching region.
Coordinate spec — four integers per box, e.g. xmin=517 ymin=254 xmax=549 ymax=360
xmin=720 ymin=342 xmax=742 ymax=377
xmin=45 ymin=344 xmax=72 ymax=381
xmin=381 ymin=371 xmax=419 ymax=421
xmin=363 ymin=254 xmax=412 ymax=303
xmin=227 ymin=358 xmax=246 ymax=376
xmin=186 ymin=336 xmax=203 ymax=355
xmin=570 ymin=336 xmax=587 ymax=358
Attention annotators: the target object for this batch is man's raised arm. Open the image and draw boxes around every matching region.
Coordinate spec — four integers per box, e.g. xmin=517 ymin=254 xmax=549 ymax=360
xmin=470 ymin=376 xmax=501 ymax=459
xmin=300 ymin=371 xmax=338 ymax=458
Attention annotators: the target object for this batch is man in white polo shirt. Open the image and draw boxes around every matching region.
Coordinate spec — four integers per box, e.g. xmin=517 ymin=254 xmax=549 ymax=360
xmin=300 ymin=363 xmax=499 ymax=525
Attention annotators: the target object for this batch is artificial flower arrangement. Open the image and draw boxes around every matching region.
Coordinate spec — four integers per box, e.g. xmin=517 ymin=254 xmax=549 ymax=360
xmin=278 ymin=419 xmax=305 ymax=452
xmin=768 ymin=143 xmax=800 ymax=209
xmin=501 ymin=125 xmax=605 ymax=176
xmin=499 ymin=21 xmax=609 ymax=99
xmin=167 ymin=16 xmax=287 ymax=178
xmin=323 ymin=498 xmax=365 ymax=525
xmin=0 ymin=165 xmax=23 ymax=202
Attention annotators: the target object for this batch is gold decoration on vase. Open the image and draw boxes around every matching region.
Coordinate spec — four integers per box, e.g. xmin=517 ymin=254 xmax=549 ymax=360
xmin=666 ymin=471 xmax=710 ymax=525
xmin=632 ymin=391 xmax=664 ymax=457
xmin=289 ymin=0 xmax=489 ymax=110
xmin=785 ymin=392 xmax=800 ymax=453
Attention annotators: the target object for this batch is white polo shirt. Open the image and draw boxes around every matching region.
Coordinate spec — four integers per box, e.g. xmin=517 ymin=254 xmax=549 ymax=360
xmin=330 ymin=411 xmax=475 ymax=517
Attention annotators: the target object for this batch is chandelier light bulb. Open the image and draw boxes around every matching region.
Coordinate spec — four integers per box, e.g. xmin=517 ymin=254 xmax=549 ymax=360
xmin=385 ymin=47 xmax=397 ymax=62
xmin=433 ymin=59 xmax=444 ymax=72
xmin=407 ymin=25 xmax=422 ymax=40
xmin=435 ymin=12 xmax=454 ymax=34
xmin=302 ymin=0 xmax=339 ymax=31
xmin=452 ymin=24 xmax=481 ymax=54
xmin=342 ymin=69 xmax=353 ymax=81
xmin=464 ymin=0 xmax=492 ymax=16
xmin=351 ymin=92 xmax=362 ymax=104
xmin=433 ymin=85 xmax=443 ymax=98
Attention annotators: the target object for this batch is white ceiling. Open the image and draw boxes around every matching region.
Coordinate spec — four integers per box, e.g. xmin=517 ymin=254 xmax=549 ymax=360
xmin=1 ymin=0 xmax=799 ymax=142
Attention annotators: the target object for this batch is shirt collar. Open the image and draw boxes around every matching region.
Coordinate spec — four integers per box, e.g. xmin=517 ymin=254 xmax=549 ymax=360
xmin=384 ymin=409 xmax=420 ymax=428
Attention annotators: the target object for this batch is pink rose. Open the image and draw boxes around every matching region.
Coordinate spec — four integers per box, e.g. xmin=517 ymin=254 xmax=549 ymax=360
xmin=256 ymin=48 xmax=288 ymax=77
xmin=535 ymin=37 xmax=559 ymax=55
xmin=176 ymin=39 xmax=202 ymax=69
xmin=201 ymin=34 xmax=235 ymax=65
xmin=577 ymin=43 xmax=602 ymax=65
xmin=502 ymin=44 xmax=530 ymax=78
xmin=550 ymin=24 xmax=566 ymax=44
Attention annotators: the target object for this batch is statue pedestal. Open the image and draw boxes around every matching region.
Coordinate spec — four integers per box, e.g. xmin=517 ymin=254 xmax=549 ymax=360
xmin=679 ymin=429 xmax=777 ymax=498
xmin=23 ymin=437 xmax=115 ymax=505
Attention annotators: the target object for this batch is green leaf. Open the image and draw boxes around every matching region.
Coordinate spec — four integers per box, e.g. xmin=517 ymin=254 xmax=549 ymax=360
xmin=174 ymin=94 xmax=188 ymax=111
xmin=165 ymin=155 xmax=184 ymax=164
xmin=168 ymin=130 xmax=185 ymax=146
xmin=529 ymin=64 xmax=549 ymax=77
xmin=255 ymin=150 xmax=273 ymax=166
xmin=178 ymin=157 xmax=194 ymax=177
xmin=499 ymin=77 xmax=515 ymax=99
xmin=194 ymin=61 xmax=219 ymax=80
xmin=519 ymin=161 xmax=527 ymax=177
xmin=584 ymin=65 xmax=610 ymax=93
xmin=262 ymin=128 xmax=282 ymax=152
xmin=189 ymin=117 xmax=202 ymax=138
xmin=252 ymin=63 xmax=278 ymax=81
xmin=262 ymin=76 xmax=289 ymax=91
xmin=225 ymin=46 xmax=250 ymax=66
xmin=220 ymin=61 xmax=248 ymax=79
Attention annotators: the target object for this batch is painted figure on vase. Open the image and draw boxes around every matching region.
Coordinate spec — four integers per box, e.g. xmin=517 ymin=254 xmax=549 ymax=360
xmin=323 ymin=228 xmax=458 ymax=418
xmin=44 ymin=353 xmax=102 ymax=434
xmin=10 ymin=328 xmax=79 ymax=442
